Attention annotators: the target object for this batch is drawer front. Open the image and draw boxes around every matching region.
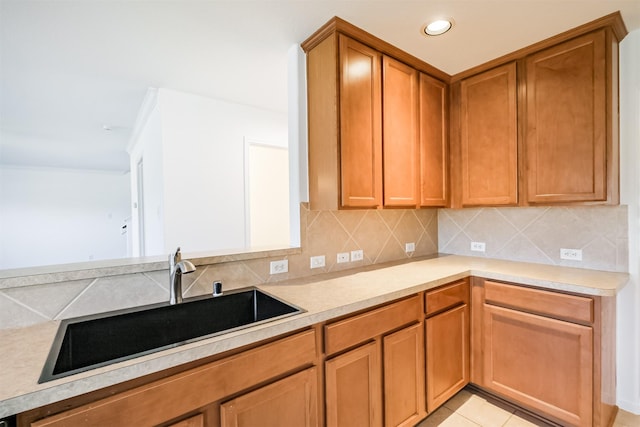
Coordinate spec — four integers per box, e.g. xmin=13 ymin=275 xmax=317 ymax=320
xmin=484 ymin=280 xmax=593 ymax=324
xmin=325 ymin=295 xmax=422 ymax=355
xmin=425 ymin=279 xmax=469 ymax=316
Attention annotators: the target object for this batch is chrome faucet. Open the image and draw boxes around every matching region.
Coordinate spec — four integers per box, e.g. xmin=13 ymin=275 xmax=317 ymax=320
xmin=169 ymin=247 xmax=196 ymax=304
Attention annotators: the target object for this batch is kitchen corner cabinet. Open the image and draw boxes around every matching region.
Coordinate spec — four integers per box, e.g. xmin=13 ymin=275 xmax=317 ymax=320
xmin=471 ymin=278 xmax=617 ymax=427
xmin=524 ymin=29 xmax=619 ymax=204
xmin=324 ymin=295 xmax=425 ymax=427
xmin=425 ymin=279 xmax=470 ymax=412
xmin=456 ymin=62 xmax=518 ymax=206
xmin=419 ymin=73 xmax=449 ymax=207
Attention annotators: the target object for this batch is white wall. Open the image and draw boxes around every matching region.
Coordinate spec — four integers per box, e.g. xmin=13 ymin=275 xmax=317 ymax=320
xmin=246 ymin=143 xmax=290 ymax=248
xmin=129 ymin=101 xmax=165 ymax=257
xmin=157 ymin=88 xmax=288 ymax=254
xmin=0 ymin=166 xmax=130 ymax=269
xmin=618 ymin=28 xmax=640 ymax=414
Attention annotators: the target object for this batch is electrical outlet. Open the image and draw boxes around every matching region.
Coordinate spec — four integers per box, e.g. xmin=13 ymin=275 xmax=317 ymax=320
xmin=560 ymin=248 xmax=582 ymax=261
xmin=337 ymin=252 xmax=350 ymax=263
xmin=470 ymin=242 xmax=486 ymax=252
xmin=310 ymin=255 xmax=326 ymax=269
xmin=405 ymin=242 xmax=416 ymax=253
xmin=351 ymin=249 xmax=364 ymax=262
xmin=269 ymin=260 xmax=288 ymax=274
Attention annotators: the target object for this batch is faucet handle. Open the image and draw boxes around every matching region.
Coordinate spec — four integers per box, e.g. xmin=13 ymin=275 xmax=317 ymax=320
xmin=171 ymin=247 xmax=182 ymax=265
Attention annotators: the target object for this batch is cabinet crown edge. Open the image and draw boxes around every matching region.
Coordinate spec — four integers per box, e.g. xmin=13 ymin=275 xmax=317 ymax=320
xmin=301 ymin=16 xmax=450 ymax=82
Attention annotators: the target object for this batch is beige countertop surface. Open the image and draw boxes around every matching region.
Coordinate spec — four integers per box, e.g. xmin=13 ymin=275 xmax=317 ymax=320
xmin=0 ymin=255 xmax=629 ymax=418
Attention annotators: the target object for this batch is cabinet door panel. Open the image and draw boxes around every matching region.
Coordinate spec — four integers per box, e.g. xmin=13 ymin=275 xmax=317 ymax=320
xmin=426 ymin=304 xmax=469 ymax=412
xmin=525 ymin=31 xmax=607 ymax=203
xmin=382 ymin=55 xmax=419 ymax=207
xmin=483 ymin=304 xmax=593 ymax=426
xmin=460 ymin=62 xmax=518 ymax=206
xmin=419 ymin=73 xmax=448 ymax=207
xmin=325 ymin=341 xmax=382 ymax=427
xmin=383 ymin=323 xmax=426 ymax=426
xmin=220 ymin=368 xmax=318 ymax=427
xmin=169 ymin=414 xmax=204 ymax=427
xmin=339 ymin=35 xmax=383 ymax=208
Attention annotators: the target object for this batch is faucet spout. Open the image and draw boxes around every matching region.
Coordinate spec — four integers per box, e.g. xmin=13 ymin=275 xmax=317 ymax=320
xmin=169 ymin=247 xmax=196 ymax=304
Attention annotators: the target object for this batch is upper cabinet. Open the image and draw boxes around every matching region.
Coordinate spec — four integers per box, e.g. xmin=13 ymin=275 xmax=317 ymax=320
xmin=304 ymin=13 xmax=626 ymax=210
xmin=305 ymin=32 xmax=382 ymax=210
xmin=457 ymin=62 xmax=518 ymax=206
xmin=383 ymin=55 xmax=420 ymax=207
xmin=449 ymin=12 xmax=625 ymax=207
xmin=419 ymin=74 xmax=449 ymax=207
xmin=338 ymin=35 xmax=383 ymax=208
xmin=524 ymin=30 xmax=616 ymax=204
xmin=302 ymin=18 xmax=449 ymax=210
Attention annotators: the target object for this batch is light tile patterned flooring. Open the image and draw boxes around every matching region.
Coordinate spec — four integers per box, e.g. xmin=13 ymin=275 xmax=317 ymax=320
xmin=415 ymin=388 xmax=640 ymax=427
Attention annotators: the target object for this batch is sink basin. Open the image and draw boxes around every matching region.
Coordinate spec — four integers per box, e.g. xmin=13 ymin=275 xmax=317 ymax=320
xmin=39 ymin=287 xmax=303 ymax=383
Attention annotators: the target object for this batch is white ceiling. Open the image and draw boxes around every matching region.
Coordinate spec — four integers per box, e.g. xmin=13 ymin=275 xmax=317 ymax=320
xmin=1 ymin=0 xmax=639 ymax=172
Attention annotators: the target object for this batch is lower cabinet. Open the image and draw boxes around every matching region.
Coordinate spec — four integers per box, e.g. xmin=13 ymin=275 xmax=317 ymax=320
xmin=220 ymin=367 xmax=318 ymax=427
xmin=383 ymin=323 xmax=426 ymax=427
xmin=18 ymin=279 xmax=616 ymax=427
xmin=482 ymin=304 xmax=593 ymax=426
xmin=325 ymin=341 xmax=382 ymax=427
xmin=425 ymin=281 xmax=470 ymax=412
xmin=324 ymin=295 xmax=426 ymax=427
xmin=471 ymin=278 xmax=617 ymax=427
xmin=21 ymin=329 xmax=318 ymax=427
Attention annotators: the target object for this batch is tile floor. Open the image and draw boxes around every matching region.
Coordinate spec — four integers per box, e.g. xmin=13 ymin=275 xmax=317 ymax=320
xmin=415 ymin=388 xmax=640 ymax=427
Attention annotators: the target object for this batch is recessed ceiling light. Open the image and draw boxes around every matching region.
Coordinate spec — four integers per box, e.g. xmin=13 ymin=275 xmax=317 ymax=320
xmin=423 ymin=18 xmax=454 ymax=36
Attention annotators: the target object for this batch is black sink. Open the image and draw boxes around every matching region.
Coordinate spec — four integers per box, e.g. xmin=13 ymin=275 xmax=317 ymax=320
xmin=39 ymin=287 xmax=302 ymax=383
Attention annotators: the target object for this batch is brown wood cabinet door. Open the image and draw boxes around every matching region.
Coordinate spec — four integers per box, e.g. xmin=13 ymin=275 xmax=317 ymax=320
xmin=382 ymin=55 xmax=419 ymax=207
xmin=419 ymin=73 xmax=448 ymax=207
xmin=325 ymin=341 xmax=382 ymax=427
xmin=383 ymin=323 xmax=426 ymax=427
xmin=168 ymin=414 xmax=204 ymax=427
xmin=525 ymin=30 xmax=607 ymax=203
xmin=460 ymin=62 xmax=518 ymax=206
xmin=426 ymin=304 xmax=469 ymax=412
xmin=339 ymin=35 xmax=383 ymax=208
xmin=482 ymin=304 xmax=593 ymax=427
xmin=220 ymin=368 xmax=318 ymax=427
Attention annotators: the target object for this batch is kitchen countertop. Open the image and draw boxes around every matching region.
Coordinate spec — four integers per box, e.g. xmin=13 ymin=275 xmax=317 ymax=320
xmin=0 ymin=255 xmax=629 ymax=418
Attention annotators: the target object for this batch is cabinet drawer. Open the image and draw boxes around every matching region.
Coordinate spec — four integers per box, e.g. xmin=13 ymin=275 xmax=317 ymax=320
xmin=426 ymin=280 xmax=469 ymax=316
xmin=325 ymin=295 xmax=421 ymax=355
xmin=484 ymin=280 xmax=593 ymax=324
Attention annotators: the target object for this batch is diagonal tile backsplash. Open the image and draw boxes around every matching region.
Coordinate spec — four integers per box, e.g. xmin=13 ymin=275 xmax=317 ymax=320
xmin=438 ymin=205 xmax=628 ymax=272
xmin=0 ymin=204 xmax=628 ymax=330
xmin=0 ymin=205 xmax=438 ymax=329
